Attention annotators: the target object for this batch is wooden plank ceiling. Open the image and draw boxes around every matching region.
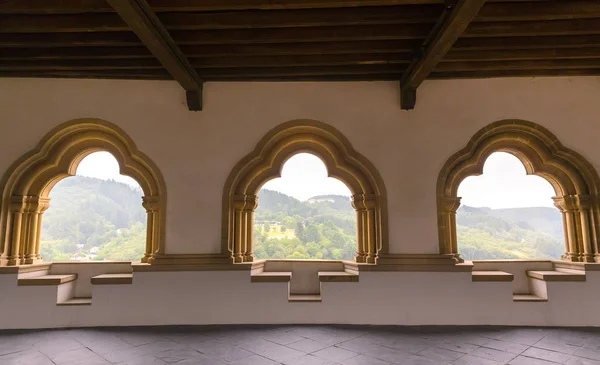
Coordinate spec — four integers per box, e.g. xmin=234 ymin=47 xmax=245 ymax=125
xmin=1 ymin=0 xmax=600 ymax=110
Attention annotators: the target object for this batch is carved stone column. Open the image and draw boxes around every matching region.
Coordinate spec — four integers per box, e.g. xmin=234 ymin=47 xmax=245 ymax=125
xmin=7 ymin=196 xmax=49 ymax=266
xmin=232 ymin=194 xmax=258 ymax=263
xmin=142 ymin=196 xmax=160 ymax=263
xmin=243 ymin=194 xmax=258 ymax=263
xmin=437 ymin=196 xmax=462 ymax=261
xmin=553 ymin=195 xmax=596 ymax=262
xmin=352 ymin=194 xmax=377 ymax=264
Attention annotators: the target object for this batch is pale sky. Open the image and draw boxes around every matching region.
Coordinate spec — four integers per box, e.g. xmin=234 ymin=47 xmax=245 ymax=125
xmin=457 ymin=152 xmax=556 ymax=209
xmin=75 ymin=151 xmax=556 ymax=207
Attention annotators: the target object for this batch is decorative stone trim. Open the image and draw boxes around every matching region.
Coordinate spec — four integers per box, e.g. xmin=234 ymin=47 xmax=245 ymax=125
xmin=0 ymin=118 xmax=167 ymax=266
xmin=437 ymin=120 xmax=600 ymax=263
xmin=221 ymin=119 xmax=388 ymax=264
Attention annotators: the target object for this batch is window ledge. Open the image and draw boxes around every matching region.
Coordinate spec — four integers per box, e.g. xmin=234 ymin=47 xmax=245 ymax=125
xmin=472 ymin=271 xmax=514 ymax=282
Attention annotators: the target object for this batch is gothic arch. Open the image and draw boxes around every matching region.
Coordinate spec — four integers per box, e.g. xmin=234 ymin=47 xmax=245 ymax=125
xmin=437 ymin=119 xmax=600 ymax=263
xmin=222 ymin=119 xmax=388 ymax=264
xmin=0 ymin=118 xmax=167 ymax=266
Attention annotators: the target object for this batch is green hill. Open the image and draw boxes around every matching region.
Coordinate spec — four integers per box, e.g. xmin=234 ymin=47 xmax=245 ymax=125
xmin=40 ymin=176 xmax=146 ymax=261
xmin=456 ymin=205 xmax=564 ymax=260
xmin=38 ymin=177 xmax=565 ymax=262
xmin=254 ymin=190 xmax=356 ymax=260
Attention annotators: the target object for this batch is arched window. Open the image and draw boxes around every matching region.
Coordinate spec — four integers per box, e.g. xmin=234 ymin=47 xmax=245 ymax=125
xmin=254 ymin=153 xmax=356 ymax=260
xmin=0 ymin=119 xmax=166 ymax=266
xmin=437 ymin=120 xmax=600 ymax=263
xmin=40 ymin=152 xmax=147 ymax=262
xmin=456 ymin=152 xmax=564 ymax=260
xmin=222 ymin=120 xmax=387 ymax=264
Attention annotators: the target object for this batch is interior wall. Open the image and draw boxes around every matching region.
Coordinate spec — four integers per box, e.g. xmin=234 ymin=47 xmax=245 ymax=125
xmin=2 ymin=77 xmax=599 ymax=256
xmin=1 ymin=76 xmax=600 ymax=328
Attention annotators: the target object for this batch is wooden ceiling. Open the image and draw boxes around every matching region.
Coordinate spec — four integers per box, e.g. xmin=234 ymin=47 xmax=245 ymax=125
xmin=1 ymin=0 xmax=600 ymax=110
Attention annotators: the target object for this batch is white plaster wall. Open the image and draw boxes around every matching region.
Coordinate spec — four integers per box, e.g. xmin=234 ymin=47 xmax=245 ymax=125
xmin=1 ymin=76 xmax=600 ymax=328
xmin=2 ymin=77 xmax=599 ymax=255
xmin=1 ymin=270 xmax=600 ymax=329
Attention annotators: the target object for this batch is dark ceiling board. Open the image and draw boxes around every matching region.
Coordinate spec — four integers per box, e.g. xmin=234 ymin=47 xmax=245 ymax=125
xmin=0 ymin=32 xmax=142 ymax=47
xmin=400 ymin=0 xmax=487 ymax=110
xmin=0 ymin=53 xmax=411 ymax=70
xmin=0 ymin=24 xmax=432 ymax=47
xmin=436 ymin=58 xmax=600 ymax=71
xmin=0 ymin=41 xmax=418 ymax=60
xmin=0 ymin=0 xmax=545 ymax=14
xmin=430 ymin=68 xmax=600 ymax=78
xmin=0 ymin=46 xmax=154 ymax=60
xmin=169 ymin=24 xmax=433 ymax=44
xmin=453 ymin=35 xmax=600 ymax=50
xmin=107 ymin=0 xmax=203 ymax=110
xmin=475 ymin=1 xmax=600 ymax=22
xmin=0 ymin=1 xmax=444 ymax=14
xmin=194 ymin=64 xmax=406 ymax=77
xmin=0 ymin=5 xmax=442 ymax=33
xmin=445 ymin=47 xmax=600 ymax=61
xmin=464 ymin=18 xmax=600 ymax=38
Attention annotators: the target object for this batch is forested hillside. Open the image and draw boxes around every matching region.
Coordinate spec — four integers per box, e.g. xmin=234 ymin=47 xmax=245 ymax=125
xmin=254 ymin=190 xmax=356 ymax=260
xmin=41 ymin=176 xmax=146 ymax=261
xmin=38 ymin=177 xmax=565 ymax=262
xmin=457 ymin=205 xmax=564 ymax=260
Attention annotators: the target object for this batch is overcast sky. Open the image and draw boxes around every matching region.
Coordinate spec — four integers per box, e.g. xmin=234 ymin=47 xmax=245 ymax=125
xmin=76 ymin=151 xmax=556 ymax=208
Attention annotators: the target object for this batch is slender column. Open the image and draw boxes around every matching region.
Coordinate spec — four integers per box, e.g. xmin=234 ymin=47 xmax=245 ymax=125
xmin=554 ymin=196 xmax=581 ymax=262
xmin=142 ymin=196 xmax=160 ymax=263
xmin=577 ymin=195 xmax=595 ymax=262
xmin=232 ymin=195 xmax=247 ymax=263
xmin=24 ymin=197 xmax=50 ymax=264
xmin=352 ymin=194 xmax=378 ymax=263
xmin=243 ymin=194 xmax=258 ymax=262
xmin=438 ymin=196 xmax=462 ymax=260
xmin=8 ymin=197 xmax=26 ymax=266
xmin=352 ymin=195 xmax=367 ymax=263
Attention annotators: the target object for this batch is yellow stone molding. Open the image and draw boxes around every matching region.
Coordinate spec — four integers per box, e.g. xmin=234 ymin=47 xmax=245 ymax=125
xmin=437 ymin=119 xmax=600 ymax=263
xmin=221 ymin=119 xmax=388 ymax=264
xmin=0 ymin=118 xmax=167 ymax=266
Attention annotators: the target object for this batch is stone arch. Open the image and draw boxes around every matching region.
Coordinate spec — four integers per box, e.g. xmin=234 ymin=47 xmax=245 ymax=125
xmin=222 ymin=119 xmax=388 ymax=264
xmin=437 ymin=119 xmax=600 ymax=263
xmin=0 ymin=118 xmax=167 ymax=266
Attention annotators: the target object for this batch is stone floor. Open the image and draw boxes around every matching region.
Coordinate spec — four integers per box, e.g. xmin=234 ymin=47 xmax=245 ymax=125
xmin=1 ymin=325 xmax=600 ymax=365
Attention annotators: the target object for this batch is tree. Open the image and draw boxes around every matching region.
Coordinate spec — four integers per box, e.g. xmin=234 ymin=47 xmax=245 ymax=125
xmin=304 ymin=224 xmax=322 ymax=244
xmin=295 ymin=221 xmax=305 ymax=242
xmin=264 ymin=222 xmax=271 ymax=233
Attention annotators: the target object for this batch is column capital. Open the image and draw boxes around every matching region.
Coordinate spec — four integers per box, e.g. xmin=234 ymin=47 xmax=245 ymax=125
xmin=10 ymin=196 xmax=50 ymax=213
xmin=351 ymin=194 xmax=376 ymax=210
xmin=233 ymin=194 xmax=258 ymax=211
xmin=142 ymin=195 xmax=160 ymax=212
xmin=438 ymin=196 xmax=461 ymax=213
xmin=553 ymin=194 xmax=592 ymax=212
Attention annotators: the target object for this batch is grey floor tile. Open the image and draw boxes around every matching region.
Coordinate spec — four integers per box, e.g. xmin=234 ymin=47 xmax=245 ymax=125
xmin=482 ymin=339 xmax=529 ymax=355
xmin=510 ymin=356 xmax=562 ymax=365
xmin=0 ymin=349 xmax=54 ymax=365
xmin=239 ymin=338 xmax=305 ymax=363
xmin=470 ymin=346 xmax=517 ymax=363
xmin=286 ymin=338 xmax=332 ymax=353
xmin=284 ymin=354 xmax=337 ymax=365
xmin=114 ymin=354 xmax=168 ymax=365
xmin=418 ymin=347 xmax=464 ymax=362
xmin=522 ymin=347 xmax=572 ymax=364
xmin=312 ymin=346 xmax=359 ymax=362
xmin=229 ymin=354 xmax=281 ymax=365
xmin=454 ymin=354 xmax=503 ymax=365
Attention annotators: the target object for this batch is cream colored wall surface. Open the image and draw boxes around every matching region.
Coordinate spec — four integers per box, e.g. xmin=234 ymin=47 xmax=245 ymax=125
xmin=1 ymin=77 xmax=600 ymax=256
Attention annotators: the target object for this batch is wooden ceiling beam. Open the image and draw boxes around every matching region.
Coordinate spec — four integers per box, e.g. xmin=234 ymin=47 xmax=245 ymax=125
xmin=430 ymin=68 xmax=600 ymax=78
xmin=106 ymin=0 xmax=203 ymax=111
xmin=0 ymin=6 xmax=441 ymax=33
xmin=436 ymin=58 xmax=600 ymax=72
xmin=445 ymin=47 xmax=600 ymax=61
xmin=0 ymin=24 xmax=433 ymax=47
xmin=0 ymin=53 xmax=412 ymax=70
xmin=453 ymin=35 xmax=600 ymax=50
xmin=0 ymin=41 xmax=420 ymax=60
xmin=399 ymin=0 xmax=487 ymax=110
xmin=475 ymin=1 xmax=600 ymax=22
xmin=464 ymin=18 xmax=600 ymax=38
xmin=5 ymin=1 xmax=600 ymax=34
